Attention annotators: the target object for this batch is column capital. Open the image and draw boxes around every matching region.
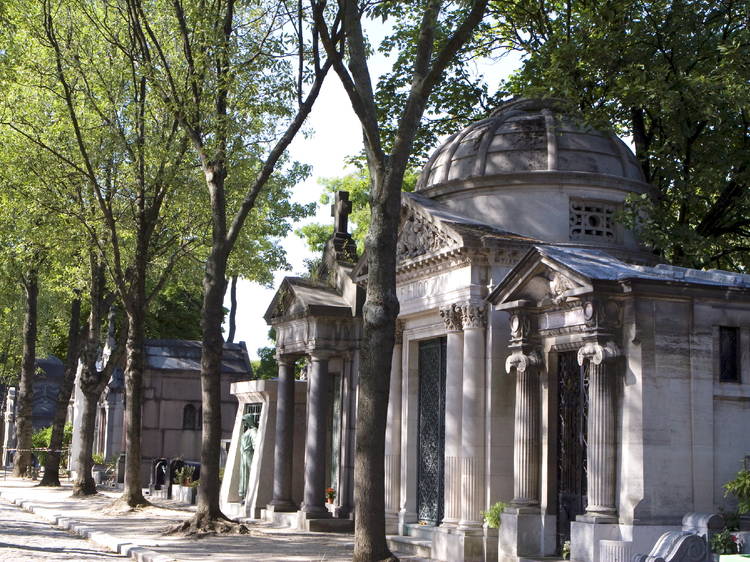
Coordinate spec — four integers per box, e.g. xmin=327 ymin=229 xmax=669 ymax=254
xmin=308 ymin=349 xmax=334 ymax=362
xmin=276 ymin=355 xmax=297 ymax=367
xmin=395 ymin=320 xmax=405 ymax=345
xmin=440 ymin=303 xmax=463 ymax=333
xmin=577 ymin=341 xmax=621 ymax=366
xmin=460 ymin=302 xmax=486 ymax=329
xmin=505 ymin=350 xmax=542 ymax=374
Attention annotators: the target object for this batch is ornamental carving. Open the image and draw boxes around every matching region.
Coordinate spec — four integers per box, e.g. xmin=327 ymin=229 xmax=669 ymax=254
xmin=396 ymin=209 xmax=460 ymax=261
xmin=461 ymin=302 xmax=487 ymax=329
xmin=395 ymin=320 xmax=405 ymax=344
xmin=577 ymin=341 xmax=621 ymax=366
xmin=439 ymin=304 xmax=463 ymax=332
xmin=505 ymin=350 xmax=542 ymax=374
xmin=549 ymin=271 xmax=577 ymax=304
xmin=510 ymin=312 xmax=532 ymax=340
xmin=632 ymin=531 xmax=711 ymax=562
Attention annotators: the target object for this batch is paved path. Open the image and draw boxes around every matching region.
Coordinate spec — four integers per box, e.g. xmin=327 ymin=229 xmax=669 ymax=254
xmin=0 ymin=496 xmax=124 ymax=561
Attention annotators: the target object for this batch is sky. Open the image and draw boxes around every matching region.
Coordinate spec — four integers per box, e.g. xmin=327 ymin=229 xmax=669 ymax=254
xmin=223 ymin=31 xmax=524 ymax=360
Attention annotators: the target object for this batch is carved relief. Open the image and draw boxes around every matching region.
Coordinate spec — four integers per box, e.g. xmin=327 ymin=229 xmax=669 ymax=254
xmin=510 ymin=312 xmax=531 ymax=340
xmin=549 ymin=271 xmax=577 ymax=304
xmin=461 ymin=302 xmax=487 ymax=329
xmin=505 ymin=350 xmax=542 ymax=374
xmin=396 ymin=209 xmax=460 ymax=261
xmin=440 ymin=304 xmax=463 ymax=332
xmin=577 ymin=341 xmax=621 ymax=366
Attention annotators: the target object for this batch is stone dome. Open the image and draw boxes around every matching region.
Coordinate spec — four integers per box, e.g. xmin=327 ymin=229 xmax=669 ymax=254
xmin=416 ymin=98 xmax=646 ymax=192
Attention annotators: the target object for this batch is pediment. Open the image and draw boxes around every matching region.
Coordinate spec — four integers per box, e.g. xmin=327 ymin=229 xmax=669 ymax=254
xmin=264 ymin=277 xmax=353 ymax=324
xmin=396 ymin=205 xmax=462 ymax=262
xmin=489 ymin=246 xmax=594 ymax=307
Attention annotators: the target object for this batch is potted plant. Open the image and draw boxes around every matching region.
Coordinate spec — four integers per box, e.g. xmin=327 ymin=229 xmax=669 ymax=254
xmin=325 ymin=487 xmax=336 ymax=504
xmin=724 ymin=467 xmax=750 ymax=531
xmin=711 ymin=528 xmax=741 ymax=557
xmin=91 ymin=453 xmax=107 ymax=485
xmin=171 ymin=465 xmax=198 ymax=504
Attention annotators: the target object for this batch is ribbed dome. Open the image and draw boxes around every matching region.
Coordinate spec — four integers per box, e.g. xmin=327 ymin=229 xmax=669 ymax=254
xmin=416 ymin=98 xmax=645 ymax=192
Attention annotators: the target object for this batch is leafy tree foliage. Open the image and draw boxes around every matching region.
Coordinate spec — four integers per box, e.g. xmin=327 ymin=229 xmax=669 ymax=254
xmin=493 ymin=0 xmax=750 ymax=270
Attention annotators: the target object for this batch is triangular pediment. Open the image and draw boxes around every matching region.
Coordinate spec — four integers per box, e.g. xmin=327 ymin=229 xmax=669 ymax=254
xmin=489 ymin=246 xmax=594 ymax=307
xmin=264 ymin=277 xmax=353 ymax=324
xmin=396 ymin=203 xmax=462 ymax=263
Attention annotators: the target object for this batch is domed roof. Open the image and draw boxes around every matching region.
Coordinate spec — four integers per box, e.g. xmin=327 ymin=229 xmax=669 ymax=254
xmin=416 ymin=98 xmax=646 ymax=192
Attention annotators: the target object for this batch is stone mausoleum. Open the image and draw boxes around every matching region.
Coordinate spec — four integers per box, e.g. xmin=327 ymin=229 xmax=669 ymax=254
xmin=225 ymin=98 xmax=750 ymax=561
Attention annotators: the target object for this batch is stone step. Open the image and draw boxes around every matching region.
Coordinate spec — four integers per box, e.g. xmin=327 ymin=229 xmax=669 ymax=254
xmin=519 ymin=557 xmax=566 ymax=561
xmin=305 ymin=517 xmax=355 ymax=533
xmin=387 ymin=535 xmax=433 ymax=559
xmin=404 ymin=523 xmax=437 ymax=540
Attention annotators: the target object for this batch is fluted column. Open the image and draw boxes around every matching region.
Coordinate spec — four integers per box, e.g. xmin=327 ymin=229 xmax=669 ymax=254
xmin=505 ymin=351 xmax=542 ymax=506
xmin=578 ymin=342 xmax=620 ymax=519
xmin=440 ymin=304 xmax=463 ymax=527
xmin=458 ymin=302 xmax=487 ymax=530
xmin=269 ymin=357 xmax=296 ymax=511
xmin=385 ymin=322 xmax=404 ymax=524
xmin=301 ymin=351 xmax=331 ymax=517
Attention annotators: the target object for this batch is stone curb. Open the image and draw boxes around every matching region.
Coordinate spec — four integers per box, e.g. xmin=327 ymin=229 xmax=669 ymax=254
xmin=0 ymin=490 xmax=178 ymax=562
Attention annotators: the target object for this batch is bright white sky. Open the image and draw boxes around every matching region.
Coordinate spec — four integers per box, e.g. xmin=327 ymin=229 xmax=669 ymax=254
xmin=224 ymin=28 xmax=524 ymax=360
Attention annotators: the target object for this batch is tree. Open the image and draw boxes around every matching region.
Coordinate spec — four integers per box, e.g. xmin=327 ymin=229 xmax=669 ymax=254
xmin=125 ymin=0 xmax=339 ymax=531
xmin=311 ymin=1 xmax=489 ymax=558
xmin=493 ymin=0 xmax=750 ymax=270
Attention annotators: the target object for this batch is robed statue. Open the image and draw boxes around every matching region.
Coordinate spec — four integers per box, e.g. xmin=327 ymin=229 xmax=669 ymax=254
xmin=238 ymin=413 xmax=258 ymax=501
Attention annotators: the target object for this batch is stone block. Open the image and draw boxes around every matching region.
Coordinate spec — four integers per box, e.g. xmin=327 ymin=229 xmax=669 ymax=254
xmin=498 ymin=509 xmax=543 ymax=561
xmin=432 ymin=525 xmax=485 ymax=562
xmin=570 ymin=520 xmax=619 ymax=562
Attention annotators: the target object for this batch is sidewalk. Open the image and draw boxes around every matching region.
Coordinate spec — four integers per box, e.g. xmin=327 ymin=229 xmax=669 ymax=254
xmin=0 ymin=476 xmax=363 ymax=561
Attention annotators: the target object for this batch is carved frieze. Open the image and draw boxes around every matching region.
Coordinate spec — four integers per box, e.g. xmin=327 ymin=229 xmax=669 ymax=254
xmin=461 ymin=302 xmax=487 ymax=329
xmin=440 ymin=304 xmax=463 ymax=332
xmin=396 ymin=208 xmax=460 ymax=262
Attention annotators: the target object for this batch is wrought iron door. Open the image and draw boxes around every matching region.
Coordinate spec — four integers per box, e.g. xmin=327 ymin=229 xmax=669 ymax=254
xmin=417 ymin=337 xmax=447 ymax=525
xmin=556 ymin=351 xmax=588 ymax=552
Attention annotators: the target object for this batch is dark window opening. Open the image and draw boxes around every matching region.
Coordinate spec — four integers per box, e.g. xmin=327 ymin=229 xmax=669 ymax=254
xmin=183 ymin=404 xmax=197 ymax=430
xmin=720 ymin=326 xmax=741 ymax=383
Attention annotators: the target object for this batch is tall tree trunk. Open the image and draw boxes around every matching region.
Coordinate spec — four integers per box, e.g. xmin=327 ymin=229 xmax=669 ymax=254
xmin=353 ymin=173 xmax=401 ymax=562
xmin=13 ymin=270 xmax=38 ymax=478
xmin=122 ymin=305 xmax=148 ymax=506
xmin=72 ymin=256 xmax=114 ymax=496
xmin=195 ymin=240 xmax=229 ymax=525
xmin=40 ymin=295 xmax=82 ymax=486
xmin=226 ymin=275 xmax=238 ymax=343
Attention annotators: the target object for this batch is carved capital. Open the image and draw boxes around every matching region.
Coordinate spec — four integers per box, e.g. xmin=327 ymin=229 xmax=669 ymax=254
xmin=395 ymin=320 xmax=405 ymax=344
xmin=461 ymin=302 xmax=487 ymax=329
xmin=577 ymin=341 xmax=621 ymax=366
xmin=505 ymin=350 xmax=542 ymax=374
xmin=440 ymin=304 xmax=463 ymax=332
xmin=510 ymin=311 xmax=533 ymax=340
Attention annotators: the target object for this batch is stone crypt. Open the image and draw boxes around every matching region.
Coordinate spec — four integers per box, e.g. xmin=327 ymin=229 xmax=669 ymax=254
xmin=230 ymin=98 xmax=750 ymax=561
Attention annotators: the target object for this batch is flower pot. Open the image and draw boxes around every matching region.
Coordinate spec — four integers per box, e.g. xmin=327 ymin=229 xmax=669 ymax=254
xmin=327 ymin=498 xmax=334 ymax=504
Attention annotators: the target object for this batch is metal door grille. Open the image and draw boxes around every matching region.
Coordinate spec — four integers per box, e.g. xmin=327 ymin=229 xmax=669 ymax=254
xmin=556 ymin=351 xmax=588 ymax=552
xmin=417 ymin=337 xmax=446 ymax=525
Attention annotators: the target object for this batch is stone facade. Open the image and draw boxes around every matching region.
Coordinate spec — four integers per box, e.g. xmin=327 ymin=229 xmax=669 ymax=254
xmin=251 ymin=98 xmax=750 ymax=561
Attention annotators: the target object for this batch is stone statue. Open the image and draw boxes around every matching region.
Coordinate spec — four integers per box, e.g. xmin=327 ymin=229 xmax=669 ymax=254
xmin=238 ymin=413 xmax=258 ymax=501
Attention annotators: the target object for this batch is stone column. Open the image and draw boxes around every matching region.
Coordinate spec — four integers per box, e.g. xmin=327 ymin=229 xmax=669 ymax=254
xmin=440 ymin=305 xmax=464 ymax=527
xmin=301 ymin=351 xmax=331 ymax=517
xmin=268 ymin=357 xmax=297 ymax=511
xmin=385 ymin=323 xmax=404 ymax=530
xmin=505 ymin=351 xmax=542 ymax=506
xmin=577 ymin=342 xmax=620 ymax=519
xmin=458 ymin=302 xmax=487 ymax=530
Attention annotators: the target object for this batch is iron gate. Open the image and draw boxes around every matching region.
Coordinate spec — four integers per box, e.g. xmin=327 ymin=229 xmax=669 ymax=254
xmin=417 ymin=337 xmax=446 ymax=525
xmin=556 ymin=351 xmax=588 ymax=552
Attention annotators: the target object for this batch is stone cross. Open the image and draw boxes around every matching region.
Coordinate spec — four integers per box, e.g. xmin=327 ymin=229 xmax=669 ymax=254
xmin=331 ymin=191 xmax=352 ymax=234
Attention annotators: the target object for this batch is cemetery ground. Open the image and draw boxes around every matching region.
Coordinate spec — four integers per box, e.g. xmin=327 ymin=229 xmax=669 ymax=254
xmin=0 ymin=476 xmax=418 ymax=562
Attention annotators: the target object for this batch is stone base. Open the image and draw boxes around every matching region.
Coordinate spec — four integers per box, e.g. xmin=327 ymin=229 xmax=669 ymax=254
xmin=265 ymin=501 xmax=297 ymax=513
xmin=499 ymin=508 xmax=544 ymax=561
xmin=385 ymin=512 xmax=400 ymax=535
xmin=570 ymin=520 xmax=619 ymax=562
xmin=432 ymin=524 xmax=486 ymax=562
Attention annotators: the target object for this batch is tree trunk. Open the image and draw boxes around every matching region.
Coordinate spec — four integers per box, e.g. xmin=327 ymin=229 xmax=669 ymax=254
xmin=227 ymin=275 xmax=238 ymax=343
xmin=195 ymin=241 xmax=229 ymax=524
xmin=40 ymin=296 xmax=82 ymax=486
xmin=353 ymin=173 xmax=401 ymax=562
xmin=72 ymin=388 xmax=100 ymax=495
xmin=13 ymin=271 xmax=38 ymax=478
